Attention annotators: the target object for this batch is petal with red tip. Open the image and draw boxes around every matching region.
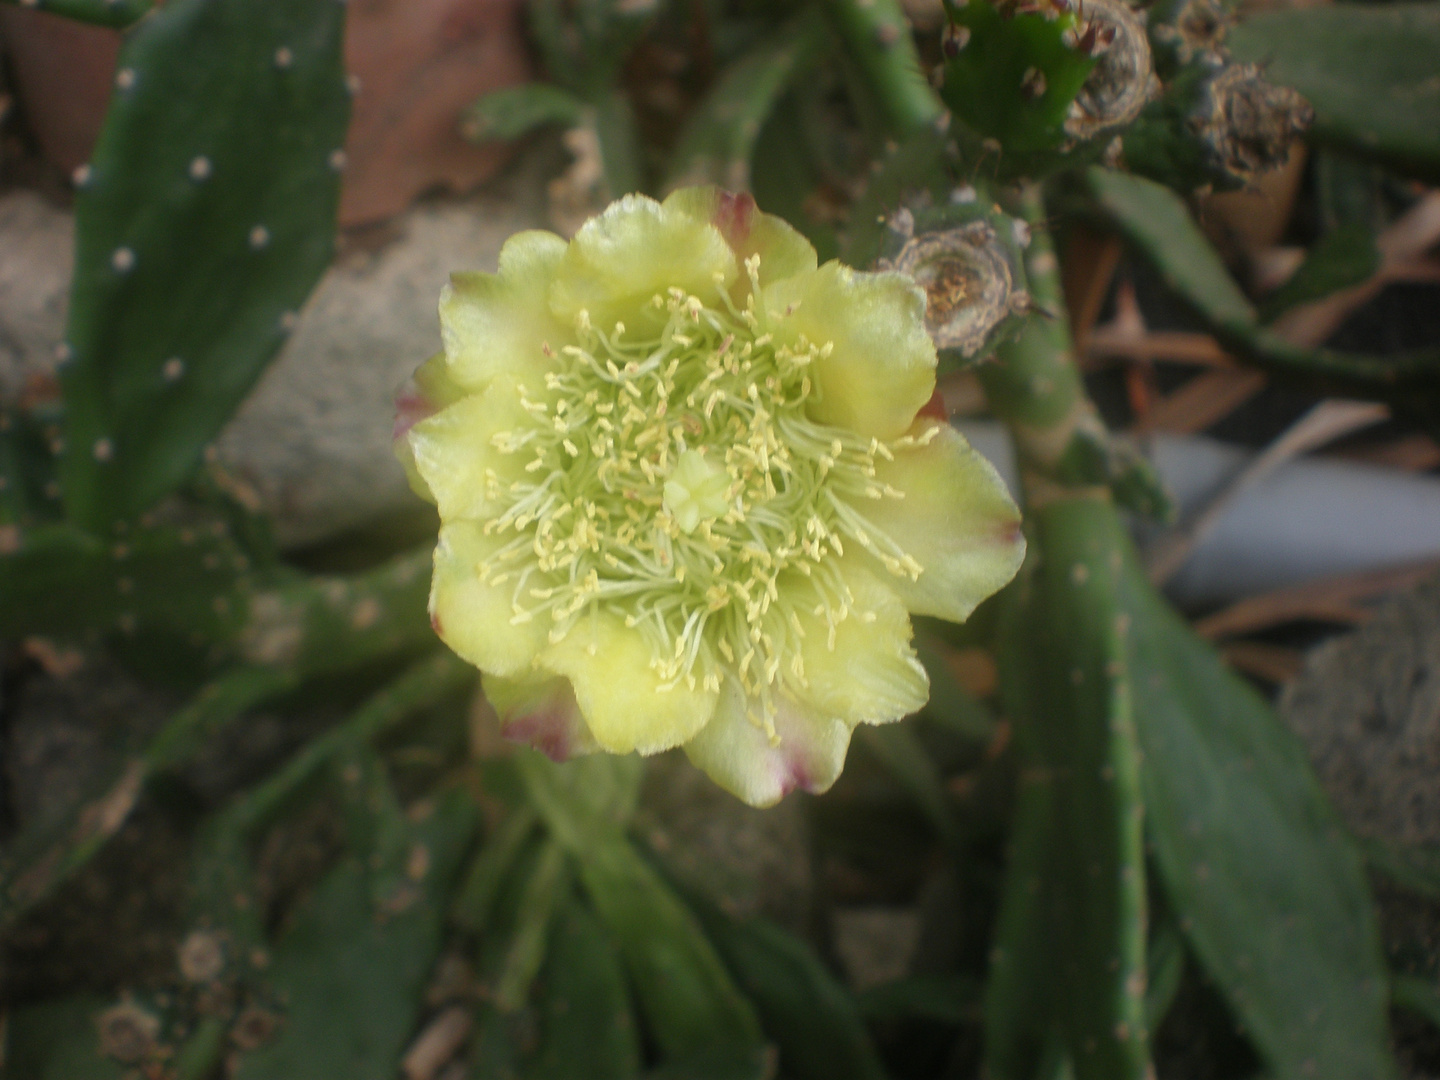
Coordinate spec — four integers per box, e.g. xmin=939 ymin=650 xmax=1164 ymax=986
xmin=661 ymin=186 xmax=818 ymax=288
xmin=683 ymin=680 xmax=852 ymax=808
xmin=485 ymin=673 xmax=600 ymax=762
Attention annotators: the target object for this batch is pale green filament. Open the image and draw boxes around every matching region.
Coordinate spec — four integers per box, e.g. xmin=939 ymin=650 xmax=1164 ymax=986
xmin=477 ymin=255 xmax=931 ymax=734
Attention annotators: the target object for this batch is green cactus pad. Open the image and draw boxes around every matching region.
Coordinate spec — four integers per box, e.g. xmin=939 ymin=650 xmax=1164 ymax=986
xmin=232 ymin=788 xmax=478 ymax=1080
xmin=0 ymin=520 xmax=250 ymax=646
xmin=60 ymin=0 xmax=349 ymax=529
xmin=529 ymin=0 xmax=664 ymax=99
xmin=517 ymin=751 xmax=766 ymax=1063
xmin=532 ymin=898 xmax=643 ymax=1079
xmin=687 ymin=892 xmax=890 ymax=1080
xmin=1115 ymin=525 xmax=1398 ymax=1080
xmin=826 ymin=0 xmax=946 ymax=138
xmin=939 ymin=0 xmax=1096 ymax=155
xmin=463 ymin=83 xmax=587 ymax=142
xmin=0 ymin=0 xmax=151 ymax=28
xmin=1229 ymin=1 xmax=1440 ymax=182
xmin=665 ymin=10 xmax=825 ymax=193
xmin=991 ymin=500 xmax=1151 ymax=1080
xmin=2 ymin=996 xmax=129 ymax=1080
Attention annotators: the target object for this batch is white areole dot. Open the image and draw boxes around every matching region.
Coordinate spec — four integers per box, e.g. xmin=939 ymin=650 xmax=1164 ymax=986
xmin=163 ymin=357 xmax=185 ymax=381
xmin=72 ymin=164 xmax=93 ymax=188
xmin=116 ymin=68 xmax=136 ymax=90
xmin=249 ymin=225 xmax=271 ymax=250
xmin=274 ymin=46 xmax=294 ymax=69
xmin=93 ymin=438 xmax=114 ymax=462
xmin=112 ymin=247 xmax=136 ymax=273
xmin=189 ymin=156 xmax=212 ymax=180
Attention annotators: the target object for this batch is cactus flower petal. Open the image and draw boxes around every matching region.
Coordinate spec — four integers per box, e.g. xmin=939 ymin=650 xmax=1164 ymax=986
xmin=430 ymin=520 xmax=552 ymax=676
xmin=441 ymin=230 xmax=569 ymax=390
xmin=541 ymin=610 xmax=720 ymax=756
xmin=764 ymin=262 xmax=938 ymax=439
xmin=485 ymin=673 xmax=600 ymax=762
xmin=661 ymin=186 xmax=820 ymax=288
xmin=408 ymin=374 xmax=537 ymax=523
xmin=394 ymin=351 xmax=466 ymax=501
xmin=863 ymin=420 xmax=1028 ymax=624
xmin=684 ymin=680 xmax=853 ymax=808
xmin=550 ymin=194 xmax=738 ymax=331
xmin=794 ymin=563 xmax=930 ymax=726
xmin=400 ymin=188 xmax=1025 ymax=806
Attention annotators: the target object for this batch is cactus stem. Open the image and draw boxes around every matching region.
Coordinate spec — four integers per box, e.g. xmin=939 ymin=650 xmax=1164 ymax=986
xmin=827 ymin=0 xmax=947 ymax=138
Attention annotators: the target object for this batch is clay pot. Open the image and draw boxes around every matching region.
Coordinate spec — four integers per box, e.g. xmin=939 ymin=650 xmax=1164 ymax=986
xmin=0 ymin=8 xmax=117 ymax=179
xmin=340 ymin=0 xmax=532 ymax=224
xmin=0 ymin=0 xmax=532 ymax=226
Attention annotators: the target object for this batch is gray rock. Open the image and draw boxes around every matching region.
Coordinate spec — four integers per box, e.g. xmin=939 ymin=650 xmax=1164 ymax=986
xmin=1281 ymin=576 xmax=1440 ymax=1080
xmin=832 ymin=906 xmax=921 ymax=991
xmin=635 ymin=750 xmax=813 ymax=935
xmin=212 ymin=192 xmax=544 ymax=547
xmin=1280 ymin=574 xmax=1440 ymax=848
xmin=0 ymin=190 xmax=72 ymax=394
xmin=4 ymin=653 xmax=175 ymax=828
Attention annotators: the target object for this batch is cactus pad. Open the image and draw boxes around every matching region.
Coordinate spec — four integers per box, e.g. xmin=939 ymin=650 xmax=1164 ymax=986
xmin=60 ymin=0 xmax=349 ymax=528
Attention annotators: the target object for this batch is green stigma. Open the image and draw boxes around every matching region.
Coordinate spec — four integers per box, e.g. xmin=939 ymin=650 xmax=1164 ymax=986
xmin=664 ymin=449 xmax=731 ymax=534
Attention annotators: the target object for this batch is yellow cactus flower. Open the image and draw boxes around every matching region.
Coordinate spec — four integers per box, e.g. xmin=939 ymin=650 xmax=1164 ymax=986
xmin=395 ymin=188 xmax=1024 ymax=807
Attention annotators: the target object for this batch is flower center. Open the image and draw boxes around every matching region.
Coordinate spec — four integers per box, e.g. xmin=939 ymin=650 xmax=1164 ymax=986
xmin=477 ymin=256 xmax=932 ymax=729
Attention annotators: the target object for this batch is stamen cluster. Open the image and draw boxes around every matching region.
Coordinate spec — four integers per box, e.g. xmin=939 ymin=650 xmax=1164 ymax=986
xmin=476 ymin=255 xmax=930 ymax=738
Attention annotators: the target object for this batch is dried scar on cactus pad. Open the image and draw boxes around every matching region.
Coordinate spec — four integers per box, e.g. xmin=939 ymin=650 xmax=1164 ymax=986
xmin=395 ymin=188 xmax=1024 ymax=806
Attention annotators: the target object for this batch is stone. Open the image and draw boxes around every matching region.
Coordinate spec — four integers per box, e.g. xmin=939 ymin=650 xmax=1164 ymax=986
xmin=0 ymin=190 xmax=71 ymax=398
xmin=635 ymin=749 xmax=813 ymax=935
xmin=832 ymin=906 xmax=921 ymax=991
xmin=1281 ymin=575 xmax=1440 ymax=1078
xmin=1281 ymin=573 xmax=1440 ymax=848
